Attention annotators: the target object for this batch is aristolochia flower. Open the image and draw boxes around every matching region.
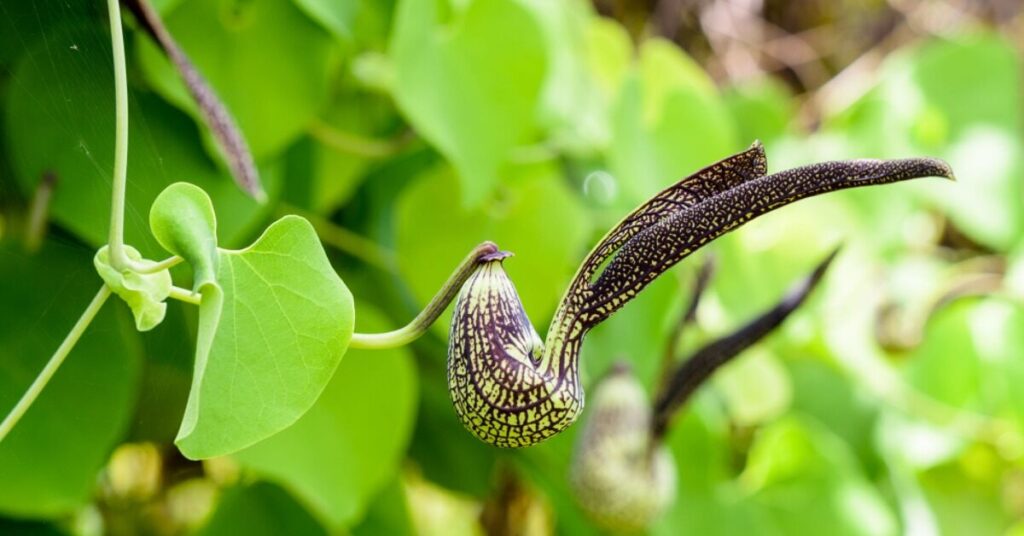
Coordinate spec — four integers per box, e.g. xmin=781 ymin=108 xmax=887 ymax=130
xmin=446 ymin=142 xmax=953 ymax=448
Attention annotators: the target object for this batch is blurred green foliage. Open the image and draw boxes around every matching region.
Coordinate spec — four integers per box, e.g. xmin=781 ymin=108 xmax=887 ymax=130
xmin=0 ymin=0 xmax=1022 ymax=534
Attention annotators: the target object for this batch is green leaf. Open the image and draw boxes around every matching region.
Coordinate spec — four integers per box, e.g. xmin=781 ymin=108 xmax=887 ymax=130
xmin=4 ymin=27 xmax=277 ymax=259
xmin=196 ymin=482 xmax=326 ymax=536
xmin=351 ymin=477 xmax=417 ymax=536
xmin=787 ymin=358 xmax=880 ymax=469
xmin=287 ymin=90 xmax=400 ymax=214
xmin=389 ymin=0 xmax=548 ymax=206
xmin=712 ymin=348 xmax=792 ymax=426
xmin=904 ymin=300 xmax=983 ymax=408
xmin=407 ymin=358 xmax=499 ymax=497
xmin=137 ymin=0 xmax=335 ymax=159
xmin=918 ymin=458 xmax=1010 ymax=535
xmin=522 ymin=1 xmax=607 ymax=154
xmin=827 ymin=33 xmax=1023 ymax=250
xmin=234 ymin=306 xmax=418 ymax=528
xmin=126 ymin=301 xmax=195 ymax=444
xmin=584 ymin=16 xmax=632 ymax=100
xmin=906 ymin=298 xmax=1024 ymax=425
xmin=393 ymin=161 xmax=590 ymax=333
xmin=0 ymin=240 xmax=141 ymax=517
xmin=150 ymin=182 xmax=219 ymax=288
xmin=723 ymin=78 xmax=795 ymax=145
xmin=743 ymin=416 xmax=898 ymax=536
xmin=175 ymin=216 xmax=354 ymax=459
xmin=608 ymin=38 xmax=736 ymax=205
xmin=0 ymin=1 xmax=91 ymax=68
xmin=710 ymin=192 xmax=854 ymax=321
xmin=290 ymin=0 xmax=357 ymax=43
xmin=93 ymin=245 xmax=173 ymax=332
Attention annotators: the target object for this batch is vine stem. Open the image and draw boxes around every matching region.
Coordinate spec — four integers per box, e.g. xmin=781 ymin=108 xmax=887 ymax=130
xmin=307 ymin=118 xmax=411 ymax=158
xmin=105 ymin=0 xmax=131 ymax=272
xmin=169 ymin=286 xmax=202 ymax=305
xmin=349 ymin=241 xmax=498 ymax=349
xmin=102 ymin=0 xmax=172 ymax=276
xmin=0 ymin=286 xmax=112 ymax=443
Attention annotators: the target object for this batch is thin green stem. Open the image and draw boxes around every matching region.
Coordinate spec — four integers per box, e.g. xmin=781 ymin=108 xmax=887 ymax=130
xmin=0 ymin=285 xmax=112 ymax=444
xmin=308 ymin=118 xmax=411 ymax=158
xmin=133 ymin=255 xmax=183 ymax=274
xmin=105 ymin=0 xmax=131 ymax=271
xmin=169 ymin=285 xmax=202 ymax=305
xmin=350 ymin=241 xmax=499 ymax=349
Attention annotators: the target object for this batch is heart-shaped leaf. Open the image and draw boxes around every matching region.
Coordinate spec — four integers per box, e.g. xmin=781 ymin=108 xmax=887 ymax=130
xmin=291 ymin=0 xmax=357 ymax=43
xmin=608 ymin=39 xmax=736 ymax=205
xmin=174 ymin=215 xmax=354 ymax=459
xmin=389 ymin=0 xmax=548 ymax=206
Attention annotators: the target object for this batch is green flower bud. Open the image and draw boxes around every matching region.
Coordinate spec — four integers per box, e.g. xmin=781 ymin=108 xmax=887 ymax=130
xmin=569 ymin=364 xmax=676 ymax=533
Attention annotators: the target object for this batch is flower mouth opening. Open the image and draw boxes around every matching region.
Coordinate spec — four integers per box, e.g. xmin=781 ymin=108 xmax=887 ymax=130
xmin=479 ymin=250 xmax=514 ymax=262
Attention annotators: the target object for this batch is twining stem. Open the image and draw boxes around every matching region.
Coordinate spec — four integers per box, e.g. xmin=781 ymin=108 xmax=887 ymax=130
xmin=349 ymin=241 xmax=499 ymax=349
xmin=308 ymin=118 xmax=412 ymax=158
xmin=105 ymin=0 xmax=131 ymax=272
xmin=169 ymin=286 xmax=202 ymax=305
xmin=0 ymin=286 xmax=112 ymax=443
xmin=104 ymin=0 xmax=179 ymax=276
xmin=140 ymin=255 xmax=184 ymax=273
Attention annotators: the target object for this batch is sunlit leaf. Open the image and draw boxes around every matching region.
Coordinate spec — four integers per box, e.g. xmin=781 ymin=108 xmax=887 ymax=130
xmin=828 ymin=33 xmax=1024 ymax=250
xmin=290 ymin=0 xmax=357 ymax=43
xmin=904 ymin=300 xmax=983 ymax=408
xmin=918 ymin=455 xmax=1011 ymax=535
xmin=608 ymin=38 xmax=736 ymax=205
xmin=743 ymin=416 xmax=898 ymax=536
xmin=712 ymin=348 xmax=792 ymax=426
xmin=389 ymin=0 xmax=548 ymax=206
xmin=175 ymin=216 xmax=354 ymax=459
xmin=724 ymin=78 xmax=795 ymax=145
